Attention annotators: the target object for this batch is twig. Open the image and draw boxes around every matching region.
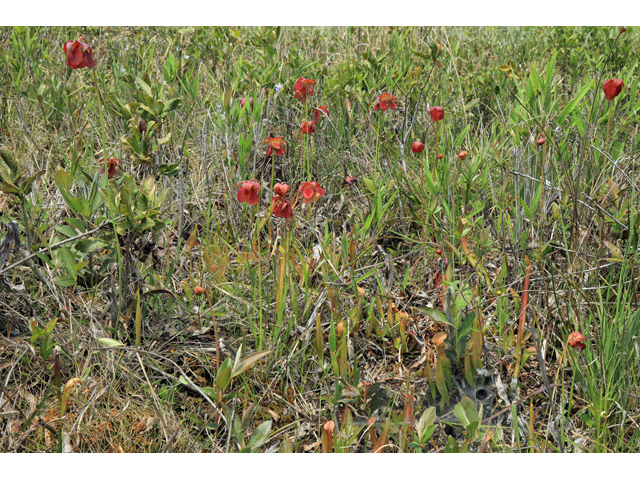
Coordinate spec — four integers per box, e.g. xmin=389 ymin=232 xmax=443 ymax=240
xmin=0 ymin=221 xmax=110 ymax=276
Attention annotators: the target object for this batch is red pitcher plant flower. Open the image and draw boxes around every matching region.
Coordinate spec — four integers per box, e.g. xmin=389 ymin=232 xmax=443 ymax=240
xmin=236 ymin=179 xmax=261 ymax=206
xmin=99 ymin=158 xmax=121 ymax=178
xmin=411 ymin=141 xmax=425 ymax=154
xmin=301 ymin=120 xmax=316 ymax=134
xmin=429 ymin=106 xmax=444 ymax=122
xmin=239 ymin=97 xmax=254 ymax=110
xmin=294 ymin=77 xmax=317 ymax=103
xmin=568 ymin=332 xmax=586 ymax=351
xmin=602 ymin=78 xmax=624 ymax=101
xmin=313 ymin=105 xmax=329 ymax=124
xmin=298 ymin=181 xmax=325 ymax=204
xmin=458 ymin=150 xmax=468 ymax=161
xmin=373 ymin=93 xmax=397 ymax=111
xmin=63 ymin=38 xmax=94 ymax=69
xmin=264 ymin=137 xmax=286 ymax=156
xmin=342 ymin=174 xmax=357 ymax=188
xmin=536 ymin=136 xmax=545 ymax=146
xmin=194 ymin=286 xmax=206 ymax=296
xmin=272 ymin=195 xmax=293 ymax=219
xmin=273 ymin=183 xmax=290 ymax=196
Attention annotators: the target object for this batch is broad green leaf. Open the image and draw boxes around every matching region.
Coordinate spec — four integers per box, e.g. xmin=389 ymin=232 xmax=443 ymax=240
xmin=97 ymin=338 xmax=125 ymax=347
xmin=416 ymin=307 xmax=451 ymax=325
xmin=230 ymin=350 xmax=272 ymax=379
xmin=246 ymin=420 xmax=272 ymax=452
xmin=135 ymin=77 xmax=153 ymax=97
xmin=60 ymin=246 xmax=77 ymax=279
xmin=54 ymin=168 xmax=72 ymax=191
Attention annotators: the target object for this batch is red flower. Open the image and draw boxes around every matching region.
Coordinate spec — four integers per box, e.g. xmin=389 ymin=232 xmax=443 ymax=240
xmin=294 ymin=77 xmax=317 ymax=103
xmin=537 ymin=136 xmax=545 ymax=146
xmin=373 ymin=93 xmax=397 ymax=111
xmin=99 ymin=158 xmax=121 ymax=178
xmin=458 ymin=150 xmax=468 ymax=161
xmin=194 ymin=286 xmax=206 ymax=296
xmin=273 ymin=183 xmax=290 ymax=196
xmin=63 ymin=38 xmax=94 ymax=70
xmin=313 ymin=105 xmax=329 ymax=124
xmin=301 ymin=120 xmax=316 ymax=134
xmin=239 ymin=97 xmax=254 ymax=110
xmin=568 ymin=332 xmax=586 ymax=351
xmin=342 ymin=174 xmax=357 ymax=187
xmin=437 ymin=154 xmax=443 ymax=160
xmin=272 ymin=196 xmax=293 ymax=219
xmin=429 ymin=106 xmax=444 ymax=122
xmin=603 ymin=78 xmax=624 ymax=101
xmin=411 ymin=141 xmax=425 ymax=153
xmin=298 ymin=181 xmax=325 ymax=204
xmin=236 ymin=179 xmax=261 ymax=205
xmin=264 ymin=137 xmax=286 ymax=156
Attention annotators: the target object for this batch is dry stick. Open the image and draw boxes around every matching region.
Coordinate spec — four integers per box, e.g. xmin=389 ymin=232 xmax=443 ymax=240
xmin=135 ymin=352 xmax=169 ymax=446
xmin=512 ymin=255 xmax=531 ymax=381
xmin=481 ymin=383 xmax=569 ymax=426
xmin=0 ymin=220 xmax=110 ymax=276
xmin=524 ymin=325 xmax=565 ymax=453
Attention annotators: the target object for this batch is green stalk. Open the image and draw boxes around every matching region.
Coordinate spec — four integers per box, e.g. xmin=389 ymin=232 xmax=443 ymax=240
xmin=605 ymin=99 xmax=613 ymax=153
xmin=255 ymin=201 xmax=264 ymax=350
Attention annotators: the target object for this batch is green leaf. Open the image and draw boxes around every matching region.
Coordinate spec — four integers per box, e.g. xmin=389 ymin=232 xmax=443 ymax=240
xmin=55 ymin=225 xmax=78 ymax=238
xmin=60 ymin=246 xmax=77 ymax=279
xmin=135 ymin=77 xmax=153 ymax=97
xmin=54 ymin=168 xmax=72 ymax=191
xmin=246 ymin=420 xmax=272 ymax=452
xmin=416 ymin=406 xmax=436 ymax=441
xmin=416 ymin=307 xmax=451 ymax=326
xmin=53 ymin=274 xmax=76 ymax=287
xmin=559 ymin=82 xmax=591 ymax=119
xmin=65 ymin=218 xmax=86 ymax=233
xmin=216 ymin=358 xmax=233 ymax=392
xmin=97 ymin=338 xmax=125 ymax=347
xmin=0 ymin=146 xmax=18 ymax=178
xmin=21 ymin=170 xmax=45 ymax=195
xmin=230 ymin=350 xmax=272 ymax=380
xmin=0 ymin=181 xmax=20 ymax=196
xmin=162 ymin=98 xmax=181 ymax=114
xmin=157 ymin=132 xmax=172 ymax=145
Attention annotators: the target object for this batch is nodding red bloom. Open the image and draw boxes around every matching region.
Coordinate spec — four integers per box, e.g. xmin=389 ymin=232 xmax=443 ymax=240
xmin=298 ymin=181 xmax=325 ymax=204
xmin=458 ymin=150 xmax=468 ymax=161
xmin=301 ymin=120 xmax=316 ymax=134
xmin=568 ymin=332 xmax=587 ymax=351
xmin=272 ymin=195 xmax=293 ymax=219
xmin=264 ymin=137 xmax=286 ymax=157
xmin=373 ymin=93 xmax=397 ymax=111
xmin=99 ymin=158 xmax=121 ymax=178
xmin=63 ymin=38 xmax=94 ymax=69
xmin=273 ymin=183 xmax=290 ymax=196
xmin=342 ymin=174 xmax=357 ymax=187
xmin=239 ymin=97 xmax=254 ymax=110
xmin=411 ymin=141 xmax=425 ymax=154
xmin=294 ymin=77 xmax=317 ymax=103
xmin=236 ymin=179 xmax=261 ymax=205
xmin=603 ymin=78 xmax=624 ymax=101
xmin=537 ymin=136 xmax=545 ymax=146
xmin=194 ymin=286 xmax=206 ymax=296
xmin=437 ymin=153 xmax=443 ymax=160
xmin=429 ymin=106 xmax=444 ymax=122
xmin=313 ymin=105 xmax=329 ymax=124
